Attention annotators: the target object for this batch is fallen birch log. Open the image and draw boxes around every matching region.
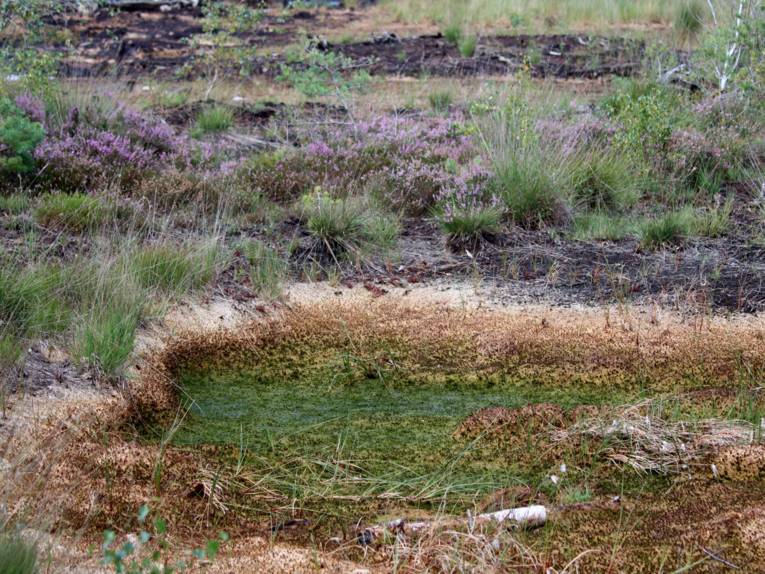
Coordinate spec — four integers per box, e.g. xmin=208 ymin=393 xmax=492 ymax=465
xmin=359 ymin=505 xmax=547 ymax=544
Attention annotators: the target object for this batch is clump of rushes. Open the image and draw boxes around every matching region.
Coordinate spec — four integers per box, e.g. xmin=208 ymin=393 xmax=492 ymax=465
xmin=674 ymin=0 xmax=705 ymax=42
xmin=570 ymin=148 xmax=641 ymax=212
xmin=428 ymin=90 xmax=454 ymax=113
xmin=0 ymin=193 xmax=30 ymax=215
xmin=192 ymin=105 xmax=234 ymax=137
xmin=299 ymin=190 xmax=399 ymax=261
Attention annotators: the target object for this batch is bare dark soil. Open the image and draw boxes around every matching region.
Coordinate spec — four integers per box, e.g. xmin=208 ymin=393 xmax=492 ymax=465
xmin=35 ymin=6 xmax=650 ymax=79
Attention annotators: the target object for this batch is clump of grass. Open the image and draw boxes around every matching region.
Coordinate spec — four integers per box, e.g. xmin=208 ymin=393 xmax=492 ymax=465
xmin=440 ymin=205 xmax=502 ymax=247
xmin=0 ymin=264 xmax=70 ymax=338
xmin=458 ymin=35 xmax=477 ymax=57
xmin=130 ymin=242 xmax=219 ymax=295
xmin=76 ymin=303 xmax=141 ymax=378
xmin=480 ymin=101 xmax=571 ymax=228
xmin=0 ymin=194 xmax=30 ymax=215
xmin=674 ymin=0 xmax=705 ymax=41
xmin=640 ymin=200 xmax=732 ymax=249
xmin=442 ymin=23 xmax=462 ymax=44
xmin=570 ymin=149 xmax=641 ymax=212
xmin=237 ymin=240 xmax=286 ymax=299
xmin=428 ymin=90 xmax=454 ymax=113
xmin=34 ymin=193 xmax=120 ymax=232
xmin=572 ymin=213 xmax=639 ymax=241
xmin=0 ymin=533 xmax=37 ymax=574
xmin=192 ymin=105 xmax=234 ymax=137
xmin=299 ymin=191 xmax=399 ymax=260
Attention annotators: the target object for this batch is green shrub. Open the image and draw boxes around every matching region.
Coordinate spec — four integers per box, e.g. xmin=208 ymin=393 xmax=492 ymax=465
xmin=674 ymin=0 xmax=705 ymax=40
xmin=237 ymin=240 xmax=286 ymax=299
xmin=299 ymin=191 xmax=399 ymax=259
xmin=131 ymin=243 xmax=218 ymax=294
xmin=0 ymin=98 xmax=44 ymax=176
xmin=277 ymin=47 xmax=371 ymax=98
xmin=34 ymin=193 xmax=119 ymax=232
xmin=428 ymin=90 xmax=454 ymax=113
xmin=192 ymin=105 xmax=234 ymax=136
xmin=0 ymin=533 xmax=37 ymax=574
xmin=440 ymin=204 xmax=501 ymax=246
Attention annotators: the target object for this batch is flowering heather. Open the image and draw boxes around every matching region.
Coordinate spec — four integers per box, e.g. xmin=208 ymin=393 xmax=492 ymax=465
xmin=34 ymin=101 xmax=224 ymax=193
xmin=14 ymin=93 xmax=45 ymax=124
xmin=242 ymin=112 xmax=488 ymax=214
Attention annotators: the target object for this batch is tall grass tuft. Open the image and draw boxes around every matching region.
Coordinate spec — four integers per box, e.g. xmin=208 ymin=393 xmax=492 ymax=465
xmin=478 ymin=97 xmax=571 ymax=228
xmin=0 ymin=533 xmax=38 ymax=574
xmin=674 ymin=0 xmax=705 ymax=41
xmin=193 ymin=105 xmax=234 ymax=137
xmin=299 ymin=191 xmax=399 ymax=260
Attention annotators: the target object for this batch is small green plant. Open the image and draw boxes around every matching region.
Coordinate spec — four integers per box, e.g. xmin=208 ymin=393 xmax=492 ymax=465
xmin=34 ymin=193 xmax=118 ymax=232
xmin=101 ymin=505 xmax=229 ymax=573
xmin=0 ymin=532 xmax=37 ymax=574
xmin=77 ymin=304 xmax=141 ymax=378
xmin=299 ymin=190 xmax=399 ymax=260
xmin=458 ymin=34 xmax=478 ymax=57
xmin=237 ymin=240 xmax=286 ymax=299
xmin=192 ymin=106 xmax=233 ymax=137
xmin=0 ymin=98 xmax=44 ymax=177
xmin=428 ymin=90 xmax=454 ymax=113
xmin=277 ymin=46 xmax=371 ymax=98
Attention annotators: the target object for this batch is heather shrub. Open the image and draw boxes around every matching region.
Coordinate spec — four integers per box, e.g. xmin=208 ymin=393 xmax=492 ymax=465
xmin=241 ymin=114 xmax=483 ymax=215
xmin=35 ymin=96 xmax=218 ymax=193
xmin=0 ymin=97 xmax=44 ymax=177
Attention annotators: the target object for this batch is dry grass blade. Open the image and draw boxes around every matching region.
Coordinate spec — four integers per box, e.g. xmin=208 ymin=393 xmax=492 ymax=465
xmin=551 ymin=401 xmax=754 ymax=474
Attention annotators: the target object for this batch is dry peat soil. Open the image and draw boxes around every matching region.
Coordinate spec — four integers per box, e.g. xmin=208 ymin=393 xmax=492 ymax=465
xmin=2 ymin=3 xmax=765 ymax=574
